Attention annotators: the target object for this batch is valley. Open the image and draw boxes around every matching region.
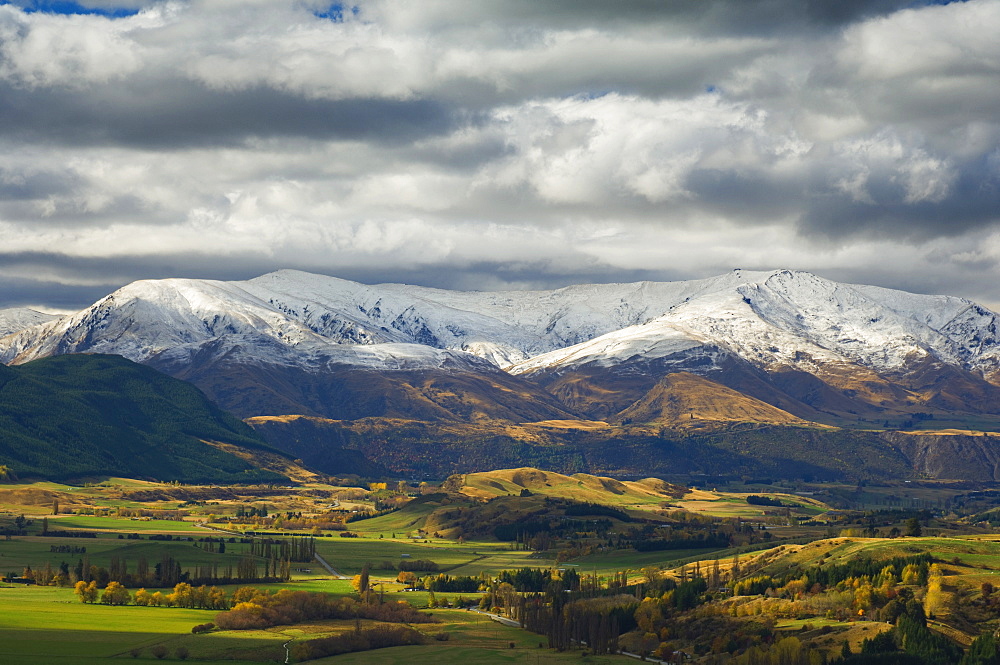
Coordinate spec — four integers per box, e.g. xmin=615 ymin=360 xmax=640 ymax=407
xmin=4 ymin=470 xmax=1000 ymax=663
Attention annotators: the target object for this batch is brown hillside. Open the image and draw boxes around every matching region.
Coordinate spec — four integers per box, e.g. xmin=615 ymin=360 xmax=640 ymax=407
xmin=612 ymin=372 xmax=806 ymax=427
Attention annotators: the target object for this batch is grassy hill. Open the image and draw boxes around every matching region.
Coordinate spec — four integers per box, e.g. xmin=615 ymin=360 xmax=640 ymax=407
xmin=457 ymin=467 xmax=687 ymax=505
xmin=613 ymin=372 xmax=808 ymax=428
xmin=0 ymin=354 xmax=288 ymax=483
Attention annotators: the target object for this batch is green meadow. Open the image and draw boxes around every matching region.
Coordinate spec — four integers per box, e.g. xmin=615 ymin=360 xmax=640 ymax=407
xmin=0 ymin=585 xmax=266 ymax=664
xmin=48 ymin=515 xmax=206 ymax=533
xmin=0 ymin=586 xmax=635 ymax=664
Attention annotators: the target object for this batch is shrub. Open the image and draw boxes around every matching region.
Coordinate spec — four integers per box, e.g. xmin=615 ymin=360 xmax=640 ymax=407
xmin=150 ymin=645 xmax=168 ymax=659
xmin=192 ymin=622 xmax=214 ymax=634
xmin=175 ymin=646 xmax=189 ymax=660
xmin=434 ymin=632 xmax=451 ymax=641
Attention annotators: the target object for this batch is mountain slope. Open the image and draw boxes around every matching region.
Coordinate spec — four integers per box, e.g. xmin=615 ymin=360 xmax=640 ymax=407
xmin=0 ymin=354 xmax=288 ymax=483
xmin=613 ymin=372 xmax=807 ymax=427
xmin=0 ymin=308 xmax=58 ymax=338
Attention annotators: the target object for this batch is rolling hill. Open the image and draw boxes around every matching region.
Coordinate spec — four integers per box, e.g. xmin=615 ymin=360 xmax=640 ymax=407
xmin=0 ymin=354 xmax=289 ymax=483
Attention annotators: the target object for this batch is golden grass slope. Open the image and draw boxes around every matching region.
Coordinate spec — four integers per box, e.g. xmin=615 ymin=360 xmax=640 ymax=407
xmin=614 ymin=372 xmax=807 ymax=427
xmin=457 ymin=467 xmax=687 ymax=505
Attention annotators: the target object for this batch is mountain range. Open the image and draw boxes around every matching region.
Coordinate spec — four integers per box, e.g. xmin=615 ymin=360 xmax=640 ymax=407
xmin=4 ymin=268 xmax=1000 ymax=481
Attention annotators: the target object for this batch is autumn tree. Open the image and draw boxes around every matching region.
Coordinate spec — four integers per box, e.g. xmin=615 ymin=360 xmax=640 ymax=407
xmin=74 ymin=580 xmax=98 ymax=603
xmin=352 ymin=563 xmax=372 ymax=603
xmin=101 ymin=581 xmax=131 ymax=606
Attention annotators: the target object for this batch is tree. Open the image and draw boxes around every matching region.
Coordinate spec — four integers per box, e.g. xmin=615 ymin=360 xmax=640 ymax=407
xmin=150 ymin=644 xmax=168 ymax=659
xmin=905 ymin=517 xmax=922 ymax=537
xmin=175 ymin=646 xmax=190 ymax=660
xmin=74 ymin=580 xmax=98 ymax=603
xmin=101 ymin=581 xmax=131 ymax=606
xmin=352 ymin=563 xmax=371 ymax=603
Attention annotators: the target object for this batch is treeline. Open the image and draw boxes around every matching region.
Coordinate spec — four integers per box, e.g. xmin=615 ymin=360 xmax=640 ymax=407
xmin=245 ymin=536 xmax=316 ymax=563
xmin=807 ymin=554 xmax=931 ymax=589
xmin=634 ymin=533 xmax=730 ymax=551
xmin=20 ymin=548 xmax=293 ymax=588
xmin=74 ymin=580 xmax=230 ymax=610
xmin=731 ymin=554 xmax=932 ymax=597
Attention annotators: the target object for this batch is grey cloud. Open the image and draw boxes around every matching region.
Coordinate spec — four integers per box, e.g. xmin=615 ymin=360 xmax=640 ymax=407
xmin=370 ymin=0 xmax=924 ymax=35
xmin=0 ymin=275 xmax=122 ymax=310
xmin=0 ymin=80 xmax=456 ymax=149
xmin=799 ymin=155 xmax=1000 ymax=241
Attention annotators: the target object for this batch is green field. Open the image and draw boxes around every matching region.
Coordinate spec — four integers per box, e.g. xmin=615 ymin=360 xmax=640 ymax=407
xmin=48 ymin=515 xmax=206 ymax=533
xmin=314 ymin=536 xmax=502 ymax=575
xmin=0 ymin=586 xmax=633 ymax=664
xmin=0 ymin=585 xmax=268 ymax=664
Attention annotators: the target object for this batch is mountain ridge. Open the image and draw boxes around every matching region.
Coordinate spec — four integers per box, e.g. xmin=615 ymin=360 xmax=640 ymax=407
xmin=6 ymin=268 xmax=1000 ymax=468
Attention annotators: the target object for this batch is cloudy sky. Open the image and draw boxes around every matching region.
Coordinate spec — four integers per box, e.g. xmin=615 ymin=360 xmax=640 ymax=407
xmin=1 ymin=0 xmax=999 ymax=311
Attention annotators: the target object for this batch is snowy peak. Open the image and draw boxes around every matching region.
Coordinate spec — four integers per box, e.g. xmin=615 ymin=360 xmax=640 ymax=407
xmin=0 ymin=308 xmax=59 ymax=338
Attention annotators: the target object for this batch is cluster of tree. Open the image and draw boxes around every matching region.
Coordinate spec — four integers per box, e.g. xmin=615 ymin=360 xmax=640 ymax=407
xmin=245 ymin=536 xmax=316 ymax=563
xmin=852 ymin=599 xmax=961 ymax=665
xmin=421 ymin=574 xmax=481 ymax=593
xmin=728 ymin=635 xmax=824 ymax=665
xmin=40 ymin=530 xmax=95 ymax=539
xmin=74 ymin=580 xmax=229 ymax=610
xmin=235 ymin=504 xmax=270 ymax=518
xmin=521 ymin=592 xmax=636 ymax=654
xmin=622 ymin=519 xmax=772 ymax=553
xmin=497 ymin=567 xmax=553 ymax=593
xmin=398 ymin=559 xmax=439 ymax=572
xmin=634 ymin=533 xmax=731 ymax=552
xmin=290 ymin=623 xmax=426 ymax=661
xmin=213 ymin=589 xmax=434 ymax=631
xmin=49 ymin=545 xmax=86 ymax=554
xmin=746 ymin=495 xmax=788 ymax=507
xmin=730 ymin=555 xmax=931 ymax=599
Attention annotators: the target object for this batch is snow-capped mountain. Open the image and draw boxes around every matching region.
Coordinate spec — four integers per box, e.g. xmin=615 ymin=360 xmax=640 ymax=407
xmin=0 ymin=308 xmax=59 ymax=338
xmin=3 ymin=268 xmax=1000 ymax=424
xmin=512 ymin=270 xmax=1000 ymax=378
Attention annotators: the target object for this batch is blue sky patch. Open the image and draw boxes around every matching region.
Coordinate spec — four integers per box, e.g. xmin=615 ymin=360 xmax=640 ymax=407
xmin=0 ymin=1 xmax=141 ymax=18
xmin=313 ymin=3 xmax=358 ymax=22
